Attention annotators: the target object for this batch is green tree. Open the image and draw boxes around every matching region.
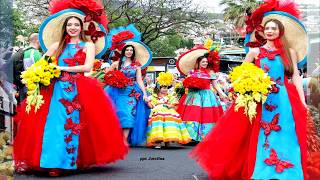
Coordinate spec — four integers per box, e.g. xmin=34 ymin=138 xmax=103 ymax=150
xmin=220 ymin=0 xmax=260 ymax=28
xmin=104 ymin=0 xmax=209 ymax=45
xmin=12 ymin=9 xmax=40 ymax=46
xmin=0 ymin=0 xmax=13 ymax=47
xmin=150 ymin=34 xmax=193 ymax=57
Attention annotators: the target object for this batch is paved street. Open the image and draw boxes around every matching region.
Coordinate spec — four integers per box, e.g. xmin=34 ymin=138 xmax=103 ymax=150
xmin=14 ymin=144 xmax=208 ymax=180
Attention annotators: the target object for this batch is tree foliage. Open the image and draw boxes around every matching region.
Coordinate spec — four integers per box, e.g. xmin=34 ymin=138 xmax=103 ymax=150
xmin=220 ymin=0 xmax=260 ymax=28
xmin=0 ymin=0 xmax=13 ymax=47
xmin=13 ymin=0 xmax=209 ymax=56
xmin=12 ymin=9 xmax=40 ymax=46
xmin=104 ymin=0 xmax=209 ymax=45
xmin=150 ymin=34 xmax=193 ymax=57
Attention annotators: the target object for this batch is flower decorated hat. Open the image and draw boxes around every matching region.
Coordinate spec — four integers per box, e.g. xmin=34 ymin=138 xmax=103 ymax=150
xmin=156 ymin=72 xmax=174 ymax=87
xmin=106 ymin=24 xmax=152 ymax=69
xmin=39 ymin=0 xmax=109 ymax=58
xmin=176 ymin=38 xmax=220 ymax=76
xmin=244 ymin=0 xmax=308 ymax=68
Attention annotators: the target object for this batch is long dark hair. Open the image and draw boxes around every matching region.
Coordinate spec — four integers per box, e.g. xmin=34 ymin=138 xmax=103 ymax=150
xmin=195 ymin=55 xmax=211 ymax=70
xmin=264 ymin=19 xmax=293 ymax=75
xmin=54 ymin=16 xmax=87 ymax=57
xmin=118 ymin=44 xmax=136 ymax=70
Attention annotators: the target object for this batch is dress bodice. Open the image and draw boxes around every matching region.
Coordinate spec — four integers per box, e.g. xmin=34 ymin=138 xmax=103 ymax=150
xmin=255 ymin=47 xmax=285 ymax=84
xmin=120 ymin=64 xmax=138 ymax=80
xmin=189 ymin=69 xmax=216 ymax=80
xmin=58 ymin=41 xmax=86 ymax=67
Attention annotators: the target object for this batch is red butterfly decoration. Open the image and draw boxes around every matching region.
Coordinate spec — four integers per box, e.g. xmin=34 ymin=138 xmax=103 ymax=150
xmin=59 ymin=96 xmax=81 ymax=114
xmin=129 ymin=90 xmax=141 ymax=100
xmin=262 ymin=51 xmax=280 ymax=60
xmin=246 ymin=41 xmax=263 ymax=48
xmin=80 ymin=6 xmax=103 ymax=23
xmin=255 ymin=24 xmax=264 ymax=32
xmin=127 ymin=78 xmax=135 ymax=86
xmin=60 ymin=72 xmax=81 ymax=84
xmin=63 ymin=85 xmax=74 ymax=93
xmin=64 ymin=134 xmax=73 ymax=143
xmin=260 ymin=113 xmax=281 ymax=149
xmin=270 ymin=84 xmax=279 ymax=94
xmin=63 ymin=49 xmax=86 ymax=66
xmin=71 ymin=157 xmax=76 ymax=166
xmin=264 ymin=149 xmax=294 ymax=173
xmin=265 ymin=103 xmax=277 ymax=112
xmin=262 ymin=63 xmax=270 ymax=73
xmin=128 ymin=99 xmax=134 ymax=105
xmin=275 ymin=77 xmax=284 ymax=86
xmin=64 ymin=118 xmax=82 ymax=135
xmin=66 ymin=146 xmax=75 ymax=154
xmin=260 ymin=113 xmax=281 ymax=136
xmin=255 ymin=31 xmax=267 ymax=43
xmin=85 ymin=22 xmax=105 ymax=43
xmin=110 ymin=50 xmax=122 ymax=61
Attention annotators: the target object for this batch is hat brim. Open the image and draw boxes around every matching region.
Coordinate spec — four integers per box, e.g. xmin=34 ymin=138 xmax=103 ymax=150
xmin=176 ymin=48 xmax=208 ymax=75
xmin=124 ymin=40 xmax=152 ymax=69
xmin=248 ymin=11 xmax=308 ymax=66
xmin=39 ymin=8 xmax=108 ymax=58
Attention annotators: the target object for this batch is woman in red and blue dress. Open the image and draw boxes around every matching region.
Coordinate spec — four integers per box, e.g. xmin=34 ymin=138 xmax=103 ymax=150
xmin=14 ymin=16 xmax=128 ymax=174
xmin=191 ymin=18 xmax=313 ymax=180
xmin=178 ymin=55 xmax=227 ymax=141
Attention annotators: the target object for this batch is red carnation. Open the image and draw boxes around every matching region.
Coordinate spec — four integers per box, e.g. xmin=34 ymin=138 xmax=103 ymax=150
xmin=93 ymin=60 xmax=102 ymax=71
xmin=183 ymin=77 xmax=210 ymax=90
xmin=112 ymin=31 xmax=135 ymax=44
xmin=104 ymin=70 xmax=129 ymax=88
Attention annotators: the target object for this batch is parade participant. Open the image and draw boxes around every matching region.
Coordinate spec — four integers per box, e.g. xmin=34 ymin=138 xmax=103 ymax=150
xmin=146 ymin=72 xmax=191 ymax=149
xmin=14 ymin=0 xmax=128 ymax=175
xmin=191 ymin=0 xmax=319 ymax=179
xmin=176 ymin=48 xmax=228 ymax=142
xmin=104 ymin=24 xmax=152 ymax=146
xmin=11 ymin=33 xmax=42 ymax=103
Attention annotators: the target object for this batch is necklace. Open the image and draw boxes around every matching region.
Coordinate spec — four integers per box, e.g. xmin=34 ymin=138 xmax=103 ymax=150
xmin=264 ymin=44 xmax=276 ymax=51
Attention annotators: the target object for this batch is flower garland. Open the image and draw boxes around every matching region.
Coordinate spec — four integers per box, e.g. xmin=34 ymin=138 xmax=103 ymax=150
xmin=229 ymin=62 xmax=274 ymax=123
xmin=20 ymin=56 xmax=61 ymax=113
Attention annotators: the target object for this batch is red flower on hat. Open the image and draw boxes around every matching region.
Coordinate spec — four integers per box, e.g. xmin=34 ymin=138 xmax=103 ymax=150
xmin=207 ymin=50 xmax=220 ymax=72
xmin=112 ymin=31 xmax=135 ymax=44
xmin=110 ymin=31 xmax=135 ymax=51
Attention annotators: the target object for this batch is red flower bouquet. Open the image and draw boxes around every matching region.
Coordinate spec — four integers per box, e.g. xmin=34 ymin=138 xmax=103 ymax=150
xmin=93 ymin=60 xmax=102 ymax=71
xmin=104 ymin=70 xmax=129 ymax=88
xmin=183 ymin=77 xmax=210 ymax=90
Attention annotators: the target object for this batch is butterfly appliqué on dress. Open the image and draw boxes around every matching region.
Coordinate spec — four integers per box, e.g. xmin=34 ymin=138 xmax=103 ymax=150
xmin=59 ymin=96 xmax=81 ymax=114
xmin=264 ymin=149 xmax=294 ymax=173
xmin=260 ymin=113 xmax=281 ymax=149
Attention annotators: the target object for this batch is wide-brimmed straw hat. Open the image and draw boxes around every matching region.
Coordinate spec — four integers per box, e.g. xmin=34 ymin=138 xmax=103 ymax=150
xmin=247 ymin=11 xmax=308 ymax=67
xmin=39 ymin=8 xmax=108 ymax=58
xmin=123 ymin=40 xmax=152 ymax=69
xmin=106 ymin=24 xmax=152 ymax=68
xmin=176 ymin=47 xmax=208 ymax=76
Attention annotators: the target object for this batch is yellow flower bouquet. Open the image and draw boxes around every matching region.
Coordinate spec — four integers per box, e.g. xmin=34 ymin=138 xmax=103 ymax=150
xmin=20 ymin=56 xmax=61 ymax=113
xmin=229 ymin=62 xmax=274 ymax=123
